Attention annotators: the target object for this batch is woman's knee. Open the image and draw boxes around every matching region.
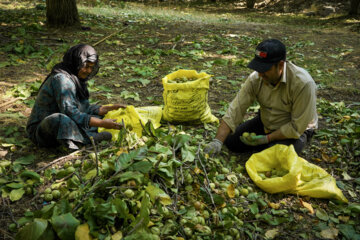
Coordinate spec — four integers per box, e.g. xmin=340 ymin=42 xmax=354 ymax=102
xmin=40 ymin=113 xmax=69 ymax=129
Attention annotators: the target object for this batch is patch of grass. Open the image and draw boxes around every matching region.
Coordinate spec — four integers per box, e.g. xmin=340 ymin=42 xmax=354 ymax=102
xmin=79 ymin=2 xmax=249 ymax=25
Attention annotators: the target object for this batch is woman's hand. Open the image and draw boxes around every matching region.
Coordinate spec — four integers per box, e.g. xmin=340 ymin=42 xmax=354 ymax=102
xmin=101 ymin=119 xmax=123 ymax=130
xmin=98 ymin=104 xmax=127 ymax=116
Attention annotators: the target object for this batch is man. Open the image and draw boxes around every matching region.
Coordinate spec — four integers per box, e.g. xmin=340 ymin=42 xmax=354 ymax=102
xmin=204 ymin=39 xmax=318 ymax=155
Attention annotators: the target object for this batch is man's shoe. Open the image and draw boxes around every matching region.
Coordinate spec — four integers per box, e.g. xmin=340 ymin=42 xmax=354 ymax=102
xmin=93 ymin=132 xmax=112 ymax=143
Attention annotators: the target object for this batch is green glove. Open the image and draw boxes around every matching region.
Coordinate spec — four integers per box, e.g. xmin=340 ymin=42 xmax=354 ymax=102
xmin=240 ymin=135 xmax=269 ymax=146
xmin=204 ymin=139 xmax=223 ymax=155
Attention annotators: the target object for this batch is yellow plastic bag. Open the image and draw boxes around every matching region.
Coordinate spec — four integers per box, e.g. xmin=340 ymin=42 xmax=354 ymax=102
xmin=245 ymin=144 xmax=348 ymax=202
xmin=162 ymin=69 xmax=218 ymax=124
xmin=98 ymin=106 xmax=162 ymax=140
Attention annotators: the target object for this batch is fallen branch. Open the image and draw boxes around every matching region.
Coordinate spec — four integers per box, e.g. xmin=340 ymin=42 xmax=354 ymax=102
xmin=172 ymin=37 xmax=185 ymax=50
xmin=172 ymin=143 xmax=179 ymax=212
xmin=195 ymin=143 xmax=216 ymax=208
xmin=93 ymin=26 xmax=128 ymax=47
xmin=90 ymin=136 xmax=99 ymax=178
xmin=0 ymin=81 xmax=15 ymax=87
xmin=36 ymin=149 xmax=84 ymax=173
xmin=0 ymin=97 xmax=22 ymax=109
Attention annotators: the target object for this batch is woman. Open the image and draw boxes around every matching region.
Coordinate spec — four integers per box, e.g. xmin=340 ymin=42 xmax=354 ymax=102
xmin=26 ymin=44 xmax=125 ymax=150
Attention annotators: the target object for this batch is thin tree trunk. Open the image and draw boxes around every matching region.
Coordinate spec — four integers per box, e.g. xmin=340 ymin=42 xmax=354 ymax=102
xmin=246 ymin=0 xmax=256 ymax=9
xmin=349 ymin=0 xmax=360 ymax=15
xmin=46 ymin=0 xmax=80 ymax=27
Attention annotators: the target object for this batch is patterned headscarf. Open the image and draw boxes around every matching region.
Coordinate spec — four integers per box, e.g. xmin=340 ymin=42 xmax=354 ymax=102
xmin=41 ymin=44 xmax=99 ymax=100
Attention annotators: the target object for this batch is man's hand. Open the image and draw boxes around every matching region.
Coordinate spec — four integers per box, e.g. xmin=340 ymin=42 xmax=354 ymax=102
xmin=240 ymin=135 xmax=269 ymax=146
xmin=204 ymin=139 xmax=223 ymax=155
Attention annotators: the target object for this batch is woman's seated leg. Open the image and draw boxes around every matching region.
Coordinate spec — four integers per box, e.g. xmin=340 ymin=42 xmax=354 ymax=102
xmin=35 ymin=113 xmax=86 ymax=148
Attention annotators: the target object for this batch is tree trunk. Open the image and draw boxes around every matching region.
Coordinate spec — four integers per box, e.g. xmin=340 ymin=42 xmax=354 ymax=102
xmin=46 ymin=0 xmax=80 ymax=27
xmin=246 ymin=0 xmax=256 ymax=9
xmin=349 ymin=0 xmax=360 ymax=15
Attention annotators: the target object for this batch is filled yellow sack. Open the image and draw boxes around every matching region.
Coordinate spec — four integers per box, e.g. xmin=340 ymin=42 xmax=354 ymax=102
xmin=98 ymin=106 xmax=162 ymax=140
xmin=245 ymin=144 xmax=348 ymax=202
xmin=162 ymin=69 xmax=218 ymax=124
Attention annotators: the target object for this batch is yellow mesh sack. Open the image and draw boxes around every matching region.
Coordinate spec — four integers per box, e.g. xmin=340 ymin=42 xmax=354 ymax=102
xmin=245 ymin=144 xmax=348 ymax=202
xmin=162 ymin=69 xmax=218 ymax=124
xmin=98 ymin=105 xmax=162 ymax=140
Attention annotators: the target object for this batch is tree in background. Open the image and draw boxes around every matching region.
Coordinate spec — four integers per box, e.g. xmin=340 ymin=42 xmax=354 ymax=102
xmin=246 ymin=0 xmax=256 ymax=9
xmin=46 ymin=0 xmax=80 ymax=27
xmin=349 ymin=0 xmax=360 ymax=15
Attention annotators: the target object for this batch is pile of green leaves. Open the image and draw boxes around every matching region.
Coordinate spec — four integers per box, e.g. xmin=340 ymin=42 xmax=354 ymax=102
xmin=1 ymin=113 xmax=359 ymax=240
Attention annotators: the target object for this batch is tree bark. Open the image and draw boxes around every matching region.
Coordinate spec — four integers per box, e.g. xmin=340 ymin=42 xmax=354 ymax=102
xmin=46 ymin=0 xmax=80 ymax=27
xmin=246 ymin=0 xmax=256 ymax=9
xmin=349 ymin=0 xmax=360 ymax=15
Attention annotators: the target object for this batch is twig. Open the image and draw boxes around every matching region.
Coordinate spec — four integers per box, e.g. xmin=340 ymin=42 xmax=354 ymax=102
xmin=126 ymin=218 xmax=144 ymax=236
xmin=139 ymin=119 xmax=147 ymax=135
xmin=93 ymin=26 xmax=128 ymax=47
xmin=196 ymin=143 xmax=216 ymax=208
xmin=3 ymin=198 xmax=18 ymax=227
xmin=89 ymin=137 xmax=99 ymax=178
xmin=171 ymin=37 xmax=185 ymax=50
xmin=151 ymin=155 xmax=164 ymax=181
xmin=73 ymin=171 xmax=83 ymax=184
xmin=36 ymin=149 xmax=83 ymax=173
xmin=0 ymin=97 xmax=21 ymax=109
xmin=172 ymin=143 xmax=178 ymax=211
xmin=55 ymin=172 xmax=75 ymax=183
xmin=180 ymin=164 xmax=184 ymax=185
xmin=0 ymin=228 xmax=14 ymax=240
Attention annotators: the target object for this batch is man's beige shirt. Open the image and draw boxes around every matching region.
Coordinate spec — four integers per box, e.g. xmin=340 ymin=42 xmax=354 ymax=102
xmin=223 ymin=61 xmax=318 ymax=139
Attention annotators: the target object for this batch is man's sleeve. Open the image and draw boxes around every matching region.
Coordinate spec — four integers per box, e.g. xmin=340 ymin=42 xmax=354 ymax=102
xmin=280 ymin=80 xmax=317 ymax=138
xmin=222 ymin=75 xmax=257 ymax=133
xmin=52 ymin=75 xmax=91 ymax=129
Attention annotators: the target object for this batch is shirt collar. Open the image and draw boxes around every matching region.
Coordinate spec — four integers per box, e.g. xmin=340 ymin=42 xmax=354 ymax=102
xmin=280 ymin=61 xmax=287 ymax=84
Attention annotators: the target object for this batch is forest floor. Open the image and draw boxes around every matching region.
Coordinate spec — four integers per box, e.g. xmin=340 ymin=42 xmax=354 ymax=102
xmin=0 ymin=0 xmax=359 ymax=239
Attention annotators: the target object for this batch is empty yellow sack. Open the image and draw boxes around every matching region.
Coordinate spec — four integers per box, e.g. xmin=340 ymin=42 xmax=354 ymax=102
xmin=162 ymin=69 xmax=218 ymax=124
xmin=245 ymin=144 xmax=348 ymax=202
xmin=98 ymin=105 xmax=162 ymax=140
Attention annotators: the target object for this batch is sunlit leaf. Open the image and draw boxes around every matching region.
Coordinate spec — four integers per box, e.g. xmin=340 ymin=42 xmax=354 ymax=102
xmin=112 ymin=231 xmax=123 ymax=240
xmin=75 ymin=223 xmax=92 ymax=240
xmin=265 ymin=228 xmax=279 ymax=239
xmin=226 ymin=184 xmax=235 ymax=198
xmin=10 ymin=188 xmax=25 ymax=201
xmin=320 ymin=227 xmax=339 ymax=240
xmin=146 ymin=184 xmax=172 ymax=205
xmin=299 ymin=199 xmax=314 ymax=214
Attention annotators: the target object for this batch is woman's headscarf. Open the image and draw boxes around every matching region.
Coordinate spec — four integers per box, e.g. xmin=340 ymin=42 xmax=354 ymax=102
xmin=41 ymin=44 xmax=99 ymax=100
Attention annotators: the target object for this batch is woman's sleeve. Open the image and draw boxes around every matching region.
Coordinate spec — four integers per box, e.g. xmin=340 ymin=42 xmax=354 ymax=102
xmin=87 ymin=103 xmax=101 ymax=115
xmin=52 ymin=74 xmax=91 ymax=129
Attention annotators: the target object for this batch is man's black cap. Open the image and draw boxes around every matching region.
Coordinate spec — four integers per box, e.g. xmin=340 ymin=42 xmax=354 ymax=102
xmin=247 ymin=39 xmax=286 ymax=73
